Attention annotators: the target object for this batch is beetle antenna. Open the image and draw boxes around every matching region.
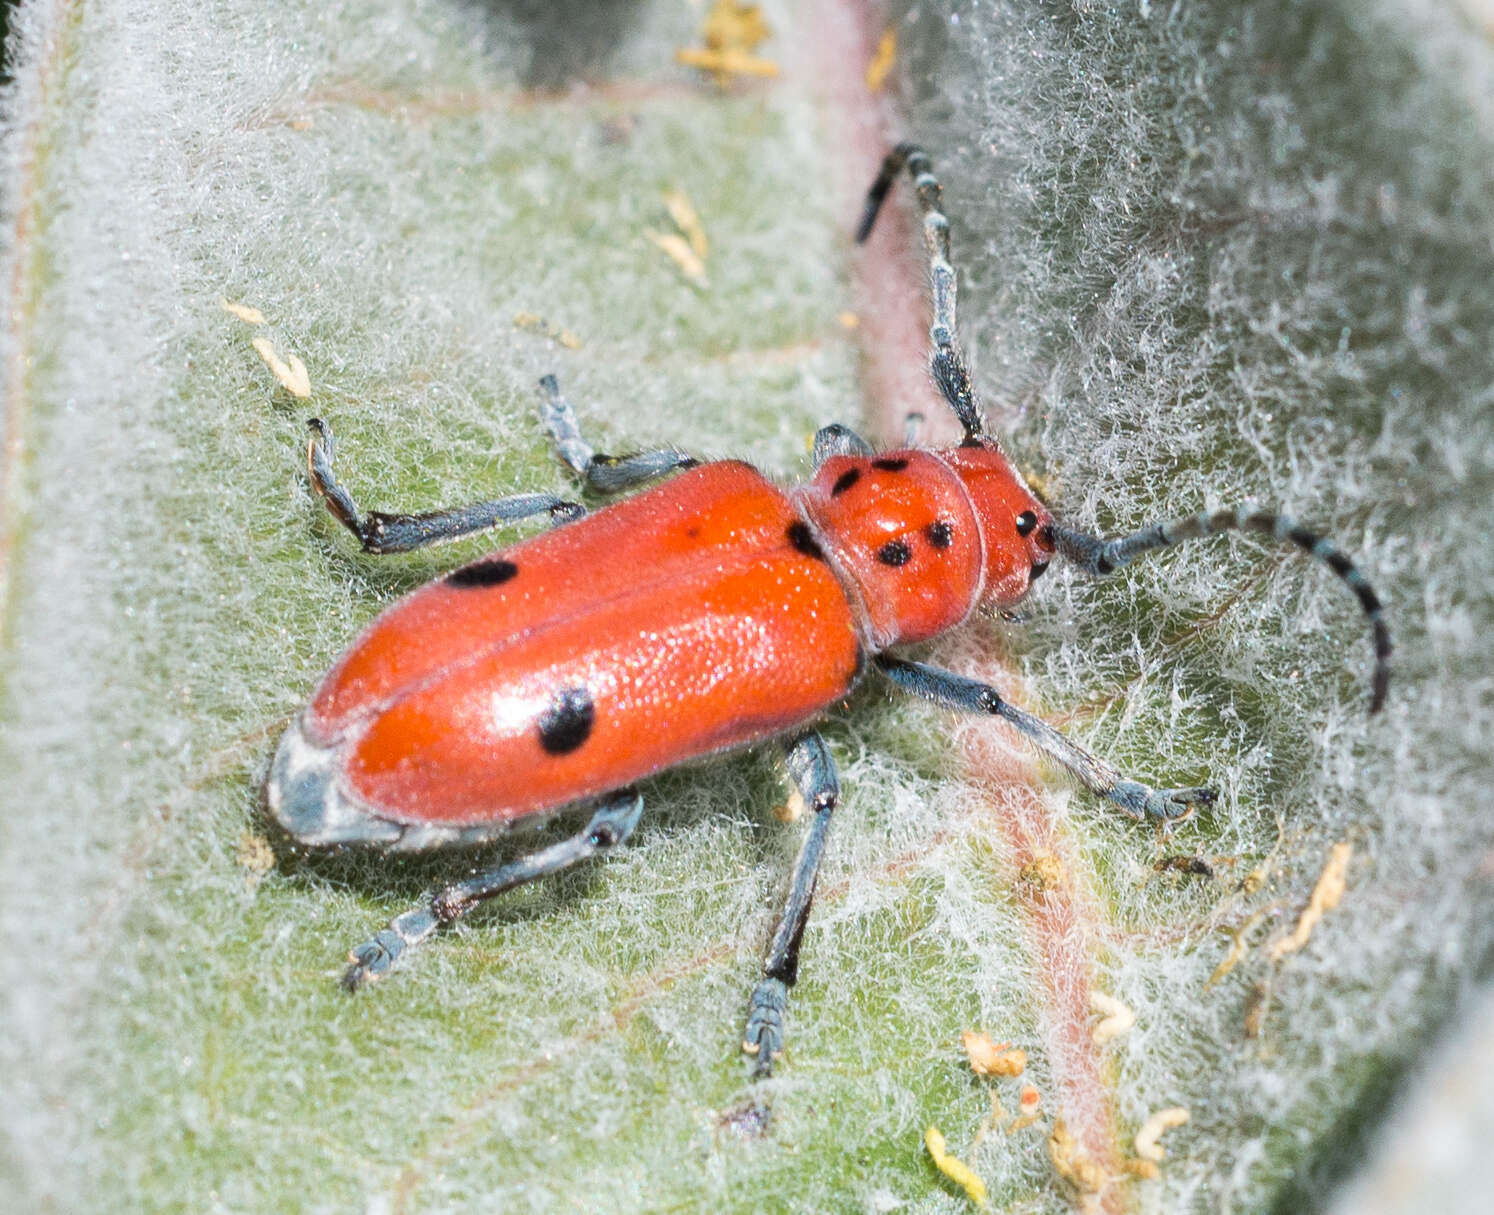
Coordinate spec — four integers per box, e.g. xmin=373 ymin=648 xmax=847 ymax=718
xmin=1049 ymin=508 xmax=1392 ymax=713
xmin=857 ymin=143 xmax=986 ymax=445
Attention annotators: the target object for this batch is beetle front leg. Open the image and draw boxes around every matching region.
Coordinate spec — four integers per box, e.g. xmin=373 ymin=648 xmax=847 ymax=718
xmin=307 ymin=418 xmax=584 ymax=554
xmin=343 ymin=790 xmax=644 ymax=991
xmin=742 ymin=731 xmax=840 ymax=1078
xmin=876 ymin=656 xmax=1216 ymax=825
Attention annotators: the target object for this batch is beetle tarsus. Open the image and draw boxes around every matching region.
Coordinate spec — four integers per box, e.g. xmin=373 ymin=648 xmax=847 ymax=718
xmin=1108 ymin=781 xmax=1217 ymax=826
xmin=342 ymin=906 xmax=440 ymax=992
xmin=742 ymin=978 xmax=788 ymax=1078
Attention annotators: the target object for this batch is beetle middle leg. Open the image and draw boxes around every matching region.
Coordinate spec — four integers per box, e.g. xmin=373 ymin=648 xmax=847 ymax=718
xmin=876 ymin=656 xmax=1216 ymax=824
xmin=342 ymin=789 xmax=644 ymax=991
xmin=306 ymin=417 xmax=585 ymax=554
xmin=742 ymin=731 xmax=840 ymax=1078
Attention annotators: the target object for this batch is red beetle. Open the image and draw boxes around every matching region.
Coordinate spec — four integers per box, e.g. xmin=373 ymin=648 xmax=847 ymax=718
xmin=267 ymin=145 xmax=1390 ymax=1076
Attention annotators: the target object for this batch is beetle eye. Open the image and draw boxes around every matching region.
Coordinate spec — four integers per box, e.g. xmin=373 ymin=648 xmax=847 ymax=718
xmin=1015 ymin=511 xmax=1038 ymax=537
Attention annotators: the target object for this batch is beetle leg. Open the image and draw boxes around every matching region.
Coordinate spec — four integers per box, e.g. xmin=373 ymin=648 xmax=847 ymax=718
xmin=342 ymin=790 xmax=644 ymax=991
xmin=306 ymin=418 xmax=585 ymax=555
xmin=876 ymin=656 xmax=1217 ymax=826
xmin=811 ymin=422 xmax=874 ymax=466
xmin=856 ymin=144 xmax=986 ymax=444
xmin=538 ymin=375 xmax=697 ymax=494
xmin=742 ymin=731 xmax=841 ymax=1078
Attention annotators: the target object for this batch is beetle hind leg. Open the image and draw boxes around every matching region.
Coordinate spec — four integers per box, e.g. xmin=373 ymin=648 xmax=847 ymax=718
xmin=342 ymin=790 xmax=644 ymax=992
xmin=742 ymin=732 xmax=840 ymax=1078
xmin=876 ymin=656 xmax=1217 ymax=828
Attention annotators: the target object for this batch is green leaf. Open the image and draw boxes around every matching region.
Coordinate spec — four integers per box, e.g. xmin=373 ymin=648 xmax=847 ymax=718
xmin=2 ymin=2 xmax=1490 ymax=1212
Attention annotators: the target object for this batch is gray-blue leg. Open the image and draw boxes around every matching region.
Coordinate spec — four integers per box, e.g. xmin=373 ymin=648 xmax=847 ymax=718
xmin=343 ymin=790 xmax=644 ymax=991
xmin=307 ymin=418 xmax=584 ymax=554
xmin=743 ymin=731 xmax=840 ymax=1077
xmin=538 ymin=374 xmax=697 ymax=493
xmin=812 ymin=423 xmax=873 ymax=466
xmin=876 ymin=656 xmax=1215 ymax=824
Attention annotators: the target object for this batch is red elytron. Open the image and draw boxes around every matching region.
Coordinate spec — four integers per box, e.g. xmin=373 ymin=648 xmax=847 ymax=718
xmin=266 ymin=145 xmax=1390 ymax=1077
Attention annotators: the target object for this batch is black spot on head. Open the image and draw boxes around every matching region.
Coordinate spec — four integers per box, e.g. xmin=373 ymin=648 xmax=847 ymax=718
xmin=786 ymin=521 xmax=825 ymax=561
xmin=830 ymin=468 xmax=861 ymax=497
xmin=538 ymin=687 xmax=594 ymax=755
xmin=876 ymin=538 xmax=912 ymax=567
xmin=871 ymin=457 xmax=909 ymax=472
xmin=1015 ymin=511 xmax=1038 ymax=537
xmin=447 ymin=558 xmax=519 ymax=588
xmin=925 ymin=520 xmax=954 ymax=549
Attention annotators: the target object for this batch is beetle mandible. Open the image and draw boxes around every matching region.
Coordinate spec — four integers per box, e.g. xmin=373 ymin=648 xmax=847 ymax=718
xmin=266 ymin=144 xmax=1391 ymax=1077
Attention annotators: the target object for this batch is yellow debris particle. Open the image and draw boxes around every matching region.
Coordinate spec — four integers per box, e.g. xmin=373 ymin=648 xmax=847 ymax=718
xmin=837 ymin=311 xmax=860 ymax=329
xmin=222 ymin=299 xmax=266 ymax=325
xmin=1134 ymin=1106 xmax=1189 ymax=1164
xmin=1020 ymin=851 xmax=1064 ymax=891
xmin=1125 ymin=1158 xmax=1161 ymax=1180
xmin=513 ymin=311 xmax=583 ymax=349
xmin=962 ymin=1031 xmax=1026 ymax=1077
xmin=647 ymin=229 xmax=709 ymax=288
xmin=251 ymin=336 xmax=311 ymax=398
xmin=1048 ymin=1118 xmax=1109 ymax=1200
xmin=1243 ymin=979 xmax=1270 ymax=1038
xmin=865 ymin=28 xmax=897 ymax=91
xmin=237 ymin=831 xmax=276 ymax=890
xmin=1008 ymin=1083 xmax=1042 ymax=1132
xmin=1090 ymin=990 xmax=1136 ymax=1044
xmin=773 ymin=786 xmax=807 ymax=823
xmin=1207 ymin=908 xmax=1270 ymax=988
xmin=663 ymin=188 xmax=709 ymax=260
xmin=924 ymin=1125 xmax=988 ymax=1208
xmin=677 ymin=2 xmax=777 ymax=86
xmin=1269 ymin=841 xmax=1352 ymax=961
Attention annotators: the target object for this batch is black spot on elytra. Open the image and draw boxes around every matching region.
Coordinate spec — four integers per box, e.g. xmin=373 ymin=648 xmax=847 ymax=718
xmin=447 ymin=558 xmax=519 ymax=588
xmin=872 ymin=457 xmax=909 ymax=472
xmin=925 ymin=520 xmax=954 ymax=549
xmin=786 ymin=521 xmax=825 ymax=560
xmin=538 ymin=687 xmax=594 ymax=755
xmin=830 ymin=468 xmax=861 ymax=497
xmin=876 ymin=538 xmax=912 ymax=567
xmin=1015 ymin=511 xmax=1038 ymax=537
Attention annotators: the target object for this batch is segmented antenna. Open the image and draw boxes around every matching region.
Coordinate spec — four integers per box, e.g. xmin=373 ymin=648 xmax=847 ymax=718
xmin=1050 ymin=508 xmax=1392 ymax=714
xmin=856 ymin=143 xmax=986 ymax=444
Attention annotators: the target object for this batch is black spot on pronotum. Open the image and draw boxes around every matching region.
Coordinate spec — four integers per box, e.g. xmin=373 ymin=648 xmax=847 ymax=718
xmin=447 ymin=558 xmax=519 ymax=588
xmin=876 ymin=538 xmax=912 ymax=567
xmin=537 ymin=687 xmax=595 ymax=755
xmin=925 ymin=520 xmax=954 ymax=549
xmin=786 ymin=521 xmax=825 ymax=561
xmin=1015 ymin=511 xmax=1038 ymax=537
xmin=872 ymin=457 xmax=909 ymax=472
xmin=830 ymin=468 xmax=861 ymax=497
